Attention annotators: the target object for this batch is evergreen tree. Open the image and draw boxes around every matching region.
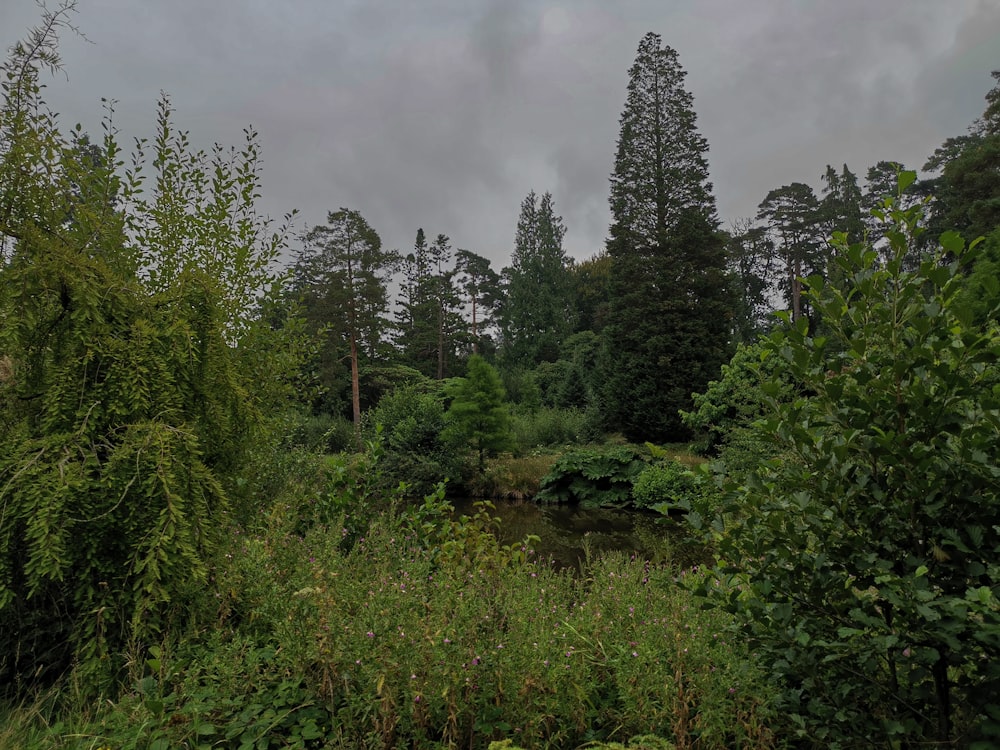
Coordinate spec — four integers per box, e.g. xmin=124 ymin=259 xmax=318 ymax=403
xmin=501 ymin=190 xmax=574 ymax=367
xmin=395 ymin=229 xmax=463 ymax=378
xmin=755 ymin=182 xmax=826 ymax=322
xmin=570 ymin=252 xmax=612 ymax=334
xmin=427 ymin=233 xmax=464 ymax=379
xmin=921 ymin=70 xmax=1000 ymax=245
xmin=599 ymin=32 xmax=733 ymax=442
xmin=445 ymin=355 xmax=513 ymax=472
xmin=297 ymin=209 xmax=397 ymax=434
xmin=455 ymin=248 xmax=502 ymax=355
xmin=726 ymin=218 xmax=777 ymax=343
xmin=820 ymin=164 xmax=864 ymax=242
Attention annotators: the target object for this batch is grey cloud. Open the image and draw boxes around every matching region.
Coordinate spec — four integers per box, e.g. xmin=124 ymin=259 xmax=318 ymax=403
xmin=2 ymin=0 xmax=997 ymax=269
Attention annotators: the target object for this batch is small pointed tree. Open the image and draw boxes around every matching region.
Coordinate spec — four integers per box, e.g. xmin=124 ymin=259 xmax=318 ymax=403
xmin=501 ymin=190 xmax=574 ymax=366
xmin=445 ymin=355 xmax=513 ymax=472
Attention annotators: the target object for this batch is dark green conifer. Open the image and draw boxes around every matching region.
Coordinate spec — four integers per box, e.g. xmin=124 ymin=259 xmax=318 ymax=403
xmin=599 ymin=32 xmax=733 ymax=442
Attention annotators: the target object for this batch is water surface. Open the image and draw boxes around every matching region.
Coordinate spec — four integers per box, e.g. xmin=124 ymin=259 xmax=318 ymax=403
xmin=449 ymin=497 xmax=695 ymax=569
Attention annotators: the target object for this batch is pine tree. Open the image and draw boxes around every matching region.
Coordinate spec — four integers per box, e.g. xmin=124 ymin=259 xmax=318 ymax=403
xmin=501 ymin=190 xmax=575 ymax=367
xmin=297 ymin=209 xmax=397 ymax=434
xmin=755 ymin=182 xmax=826 ymax=322
xmin=455 ymin=248 xmax=502 ymax=355
xmin=599 ymin=32 xmax=733 ymax=442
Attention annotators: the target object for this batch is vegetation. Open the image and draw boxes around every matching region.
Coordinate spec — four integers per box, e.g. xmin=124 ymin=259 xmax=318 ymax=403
xmin=599 ymin=32 xmax=734 ymax=443
xmin=2 ymin=6 xmax=1000 ymax=750
xmin=688 ymin=186 xmax=1000 ymax=746
xmin=3 ymin=483 xmax=778 ymax=749
xmin=500 ymin=190 xmax=575 ymax=367
xmin=445 ymin=355 xmax=514 ymax=472
xmin=535 ymin=446 xmax=647 ymax=508
xmin=0 ymin=6 xmax=298 ymax=693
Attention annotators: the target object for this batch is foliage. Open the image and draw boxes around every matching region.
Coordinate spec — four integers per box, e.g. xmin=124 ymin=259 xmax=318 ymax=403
xmin=282 ymin=408 xmax=357 ymax=454
xmin=599 ymin=33 xmax=733 ymax=443
xmin=500 ymin=190 xmax=575 ymax=367
xmin=396 ymin=229 xmax=467 ymax=379
xmin=362 ymin=382 xmax=464 ymax=496
xmin=463 ymin=452 xmax=557 ymax=500
xmin=445 ymin=355 xmax=514 ymax=472
xmin=681 ymin=340 xmax=794 ymax=472
xmin=955 ymin=227 xmax=1000 ymax=326
xmin=77 ymin=503 xmax=775 ymax=750
xmin=632 ymin=460 xmax=703 ymax=512
xmin=690 ymin=185 xmax=1000 ymax=746
xmin=921 ymin=70 xmax=1000 ymax=248
xmin=535 ymin=446 xmax=646 ymax=508
xmin=0 ymin=8 xmax=297 ymax=695
xmin=294 ymin=208 xmax=398 ymax=433
xmin=509 ymin=406 xmax=589 ymax=450
xmin=455 ymin=248 xmax=503 ymax=356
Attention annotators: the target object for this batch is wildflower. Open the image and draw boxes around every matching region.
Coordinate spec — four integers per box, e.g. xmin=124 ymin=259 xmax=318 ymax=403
xmin=632 ymin=651 xmax=638 ymax=658
xmin=366 ymin=631 xmax=374 ymax=638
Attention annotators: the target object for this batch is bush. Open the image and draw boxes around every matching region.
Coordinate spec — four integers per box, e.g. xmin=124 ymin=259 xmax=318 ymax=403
xmin=112 ymin=505 xmax=776 ymax=749
xmin=691 ymin=187 xmax=1000 ymax=746
xmin=283 ymin=409 xmax=357 ymax=453
xmin=535 ymin=446 xmax=646 ymax=508
xmin=509 ymin=406 xmax=588 ymax=449
xmin=632 ymin=460 xmax=702 ymax=511
xmin=362 ymin=383 xmax=464 ymax=496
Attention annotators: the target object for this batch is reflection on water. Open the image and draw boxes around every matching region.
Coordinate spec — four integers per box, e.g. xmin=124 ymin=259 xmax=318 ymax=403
xmin=449 ymin=496 xmax=693 ymax=570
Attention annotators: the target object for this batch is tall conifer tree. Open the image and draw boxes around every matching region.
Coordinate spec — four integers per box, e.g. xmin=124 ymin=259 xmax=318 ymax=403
xmin=599 ymin=32 xmax=732 ymax=442
xmin=501 ymin=190 xmax=574 ymax=367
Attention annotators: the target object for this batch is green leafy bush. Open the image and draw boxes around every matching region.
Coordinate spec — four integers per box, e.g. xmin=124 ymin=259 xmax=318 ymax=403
xmin=509 ymin=406 xmax=588 ymax=449
xmin=691 ymin=184 xmax=1000 ymax=746
xmin=535 ymin=446 xmax=646 ymax=508
xmin=363 ymin=383 xmax=464 ymax=495
xmin=681 ymin=340 xmax=793 ymax=471
xmin=0 ymin=13 xmax=298 ymax=694
xmin=172 ymin=507 xmax=775 ymax=749
xmin=632 ymin=460 xmax=701 ymax=511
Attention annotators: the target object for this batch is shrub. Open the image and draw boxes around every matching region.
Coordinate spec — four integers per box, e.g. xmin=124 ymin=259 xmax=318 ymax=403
xmin=363 ymin=383 xmax=463 ymax=495
xmin=632 ymin=460 xmax=701 ymax=511
xmin=691 ymin=184 xmax=1000 ymax=746
xmin=509 ymin=406 xmax=588 ymax=449
xmin=535 ymin=446 xmax=646 ymax=508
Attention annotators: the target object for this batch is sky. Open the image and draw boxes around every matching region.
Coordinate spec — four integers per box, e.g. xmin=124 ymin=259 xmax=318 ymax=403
xmin=3 ymin=0 xmax=999 ymax=269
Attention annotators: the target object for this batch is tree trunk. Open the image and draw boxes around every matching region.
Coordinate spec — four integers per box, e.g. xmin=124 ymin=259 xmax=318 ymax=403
xmin=350 ymin=330 xmax=361 ymax=447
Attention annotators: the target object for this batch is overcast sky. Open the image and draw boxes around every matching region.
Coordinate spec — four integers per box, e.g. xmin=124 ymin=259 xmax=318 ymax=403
xmin=3 ymin=0 xmax=999 ymax=268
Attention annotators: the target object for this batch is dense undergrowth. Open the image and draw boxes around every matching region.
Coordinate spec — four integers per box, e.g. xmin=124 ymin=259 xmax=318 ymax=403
xmin=0 ymin=452 xmax=779 ymax=750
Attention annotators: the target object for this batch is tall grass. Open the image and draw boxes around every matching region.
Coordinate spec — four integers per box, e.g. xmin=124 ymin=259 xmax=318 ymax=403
xmin=4 ymin=473 xmax=780 ymax=749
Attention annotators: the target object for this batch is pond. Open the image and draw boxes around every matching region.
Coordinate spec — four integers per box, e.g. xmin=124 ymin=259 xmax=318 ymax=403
xmin=449 ymin=496 xmax=700 ymax=570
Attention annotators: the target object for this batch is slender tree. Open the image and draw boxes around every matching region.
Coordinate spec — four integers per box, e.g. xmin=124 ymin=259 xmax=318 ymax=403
xmin=501 ymin=190 xmax=575 ymax=367
xmin=755 ymin=182 xmax=826 ymax=322
xmin=599 ymin=32 xmax=733 ymax=442
xmin=297 ymin=209 xmax=397 ymax=434
xmin=726 ymin=218 xmax=777 ymax=343
xmin=455 ymin=248 xmax=502 ymax=355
